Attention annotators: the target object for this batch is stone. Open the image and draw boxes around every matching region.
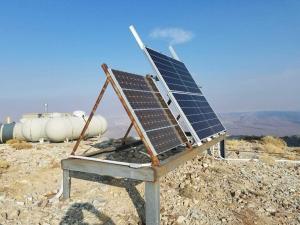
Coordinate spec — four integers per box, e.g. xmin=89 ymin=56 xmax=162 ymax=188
xmin=177 ymin=216 xmax=186 ymax=224
xmin=7 ymin=209 xmax=20 ymax=220
xmin=92 ymin=198 xmax=106 ymax=208
xmin=0 ymin=192 xmax=6 ymax=201
xmin=265 ymin=207 xmax=276 ymax=216
xmin=16 ymin=201 xmax=25 ymax=206
xmin=1 ymin=212 xmax=8 ymax=220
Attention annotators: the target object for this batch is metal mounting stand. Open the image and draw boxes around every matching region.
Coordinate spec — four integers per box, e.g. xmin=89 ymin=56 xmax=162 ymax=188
xmin=62 ymin=61 xmax=227 ymax=224
xmin=61 ymin=134 xmax=226 ymax=225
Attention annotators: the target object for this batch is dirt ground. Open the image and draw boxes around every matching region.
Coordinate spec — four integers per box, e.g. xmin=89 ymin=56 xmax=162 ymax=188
xmin=0 ymin=137 xmax=299 ymax=225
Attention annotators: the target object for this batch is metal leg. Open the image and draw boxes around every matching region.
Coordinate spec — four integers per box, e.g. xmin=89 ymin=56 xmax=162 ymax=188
xmin=220 ymin=139 xmax=225 ymax=158
xmin=71 ymin=78 xmax=110 ymax=155
xmin=145 ymin=180 xmax=160 ymax=225
xmin=63 ymin=169 xmax=71 ymax=199
xmin=207 ymin=148 xmax=212 ymax=155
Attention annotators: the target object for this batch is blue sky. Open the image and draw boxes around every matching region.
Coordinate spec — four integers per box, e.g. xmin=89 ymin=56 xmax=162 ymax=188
xmin=0 ymin=0 xmax=300 ymax=121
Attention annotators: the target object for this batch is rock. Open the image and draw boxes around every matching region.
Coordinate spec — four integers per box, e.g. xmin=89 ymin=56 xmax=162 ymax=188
xmin=0 ymin=192 xmax=6 ymax=201
xmin=265 ymin=207 xmax=276 ymax=216
xmin=38 ymin=199 xmax=48 ymax=208
xmin=7 ymin=209 xmax=20 ymax=220
xmin=1 ymin=212 xmax=8 ymax=220
xmin=92 ymin=198 xmax=106 ymax=208
xmin=16 ymin=201 xmax=25 ymax=206
xmin=177 ymin=216 xmax=186 ymax=224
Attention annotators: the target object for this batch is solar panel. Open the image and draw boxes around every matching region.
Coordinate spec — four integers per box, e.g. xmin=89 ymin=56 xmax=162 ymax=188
xmin=173 ymin=93 xmax=225 ymax=140
xmin=109 ymin=69 xmax=188 ymax=155
xmin=144 ymin=47 xmax=225 ymax=144
xmin=146 ymin=48 xmax=202 ymax=94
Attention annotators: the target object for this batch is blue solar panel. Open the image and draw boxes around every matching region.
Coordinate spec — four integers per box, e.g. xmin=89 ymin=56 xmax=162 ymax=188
xmin=110 ymin=69 xmax=188 ymax=154
xmin=146 ymin=47 xmax=202 ymax=94
xmin=173 ymin=93 xmax=225 ymax=140
xmin=144 ymin=47 xmax=225 ymax=143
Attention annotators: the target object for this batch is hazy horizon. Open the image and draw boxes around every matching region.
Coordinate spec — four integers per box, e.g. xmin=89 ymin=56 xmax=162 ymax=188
xmin=1 ymin=1 xmax=300 ymax=122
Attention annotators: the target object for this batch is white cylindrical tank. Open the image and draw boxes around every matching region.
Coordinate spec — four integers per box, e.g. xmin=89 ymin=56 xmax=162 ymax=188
xmin=45 ymin=117 xmax=73 ymax=142
xmin=22 ymin=118 xmax=49 ymax=142
xmin=4 ymin=111 xmax=107 ymax=143
xmin=73 ymin=111 xmax=86 ymax=118
xmin=86 ymin=115 xmax=107 ymax=137
xmin=45 ymin=114 xmax=107 ymax=142
xmin=13 ymin=123 xmax=25 ymax=140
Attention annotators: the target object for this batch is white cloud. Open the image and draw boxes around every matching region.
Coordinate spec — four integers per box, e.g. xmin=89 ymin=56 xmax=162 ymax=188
xmin=150 ymin=27 xmax=194 ymax=45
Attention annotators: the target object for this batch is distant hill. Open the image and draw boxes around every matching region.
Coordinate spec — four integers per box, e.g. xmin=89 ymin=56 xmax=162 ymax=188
xmin=220 ymin=111 xmax=300 ymax=136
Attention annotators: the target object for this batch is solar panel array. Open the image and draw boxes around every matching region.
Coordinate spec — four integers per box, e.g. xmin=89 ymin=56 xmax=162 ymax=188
xmin=110 ymin=69 xmax=188 ymax=155
xmin=145 ymin=47 xmax=225 ymax=143
xmin=146 ymin=48 xmax=201 ymax=94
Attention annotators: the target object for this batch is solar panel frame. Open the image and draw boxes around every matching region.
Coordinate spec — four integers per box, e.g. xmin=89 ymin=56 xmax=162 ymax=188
xmin=142 ymin=47 xmax=226 ymax=145
xmin=108 ymin=68 xmax=188 ymax=155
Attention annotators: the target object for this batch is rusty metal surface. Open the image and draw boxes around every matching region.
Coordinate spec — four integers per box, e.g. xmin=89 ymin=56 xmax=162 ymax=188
xmin=71 ymin=78 xmax=109 ymax=155
xmin=122 ymin=122 xmax=134 ymax=145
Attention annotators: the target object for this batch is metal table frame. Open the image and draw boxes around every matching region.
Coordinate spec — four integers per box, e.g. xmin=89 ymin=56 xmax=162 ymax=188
xmin=61 ymin=134 xmax=225 ymax=225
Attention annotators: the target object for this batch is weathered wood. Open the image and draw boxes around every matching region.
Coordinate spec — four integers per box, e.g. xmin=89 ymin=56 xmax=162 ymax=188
xmin=61 ymin=157 xmax=154 ymax=182
xmin=145 ymin=180 xmax=160 ymax=225
xmin=62 ymin=169 xmax=70 ymax=199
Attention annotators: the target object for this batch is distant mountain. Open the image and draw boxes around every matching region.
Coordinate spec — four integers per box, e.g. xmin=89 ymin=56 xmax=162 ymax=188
xmin=220 ymin=111 xmax=300 ymax=136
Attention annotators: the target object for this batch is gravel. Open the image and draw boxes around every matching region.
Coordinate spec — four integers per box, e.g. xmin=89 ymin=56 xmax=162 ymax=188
xmin=0 ymin=138 xmax=299 ymax=224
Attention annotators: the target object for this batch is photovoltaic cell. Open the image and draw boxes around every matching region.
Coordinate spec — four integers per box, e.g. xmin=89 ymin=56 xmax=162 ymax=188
xmin=173 ymin=93 xmax=225 ymax=140
xmin=144 ymin=47 xmax=225 ymax=143
xmin=146 ymin=48 xmax=202 ymax=94
xmin=110 ymin=69 xmax=188 ymax=155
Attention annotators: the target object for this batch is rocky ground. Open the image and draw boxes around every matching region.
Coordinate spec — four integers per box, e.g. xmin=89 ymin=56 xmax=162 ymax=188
xmin=0 ymin=137 xmax=299 ymax=225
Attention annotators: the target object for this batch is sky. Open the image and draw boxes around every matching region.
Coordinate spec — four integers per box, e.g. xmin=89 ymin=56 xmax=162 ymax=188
xmin=0 ymin=0 xmax=300 ymax=122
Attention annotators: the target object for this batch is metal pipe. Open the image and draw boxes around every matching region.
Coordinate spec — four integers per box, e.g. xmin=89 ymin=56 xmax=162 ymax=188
xmin=71 ymin=78 xmax=110 ymax=155
xmin=122 ymin=122 xmax=133 ymax=145
xmin=169 ymin=45 xmax=180 ymax=61
xmin=129 ymin=25 xmax=145 ymax=50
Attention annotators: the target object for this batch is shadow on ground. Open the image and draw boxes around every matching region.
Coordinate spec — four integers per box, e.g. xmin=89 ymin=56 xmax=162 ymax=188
xmin=60 ymin=174 xmax=146 ymax=225
xmin=59 ymin=202 xmax=116 ymax=225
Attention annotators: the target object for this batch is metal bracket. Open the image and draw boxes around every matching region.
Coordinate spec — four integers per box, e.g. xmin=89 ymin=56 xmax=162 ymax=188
xmin=71 ymin=78 xmax=110 ymax=155
xmin=122 ymin=122 xmax=134 ymax=145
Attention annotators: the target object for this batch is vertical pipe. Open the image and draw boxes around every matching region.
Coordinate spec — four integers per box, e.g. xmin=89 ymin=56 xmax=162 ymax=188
xmin=169 ymin=45 xmax=180 ymax=61
xmin=129 ymin=25 xmax=145 ymax=50
xmin=62 ymin=169 xmax=71 ymax=199
xmin=145 ymin=180 xmax=160 ymax=225
xmin=220 ymin=139 xmax=226 ymax=158
xmin=0 ymin=123 xmax=3 ymax=143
